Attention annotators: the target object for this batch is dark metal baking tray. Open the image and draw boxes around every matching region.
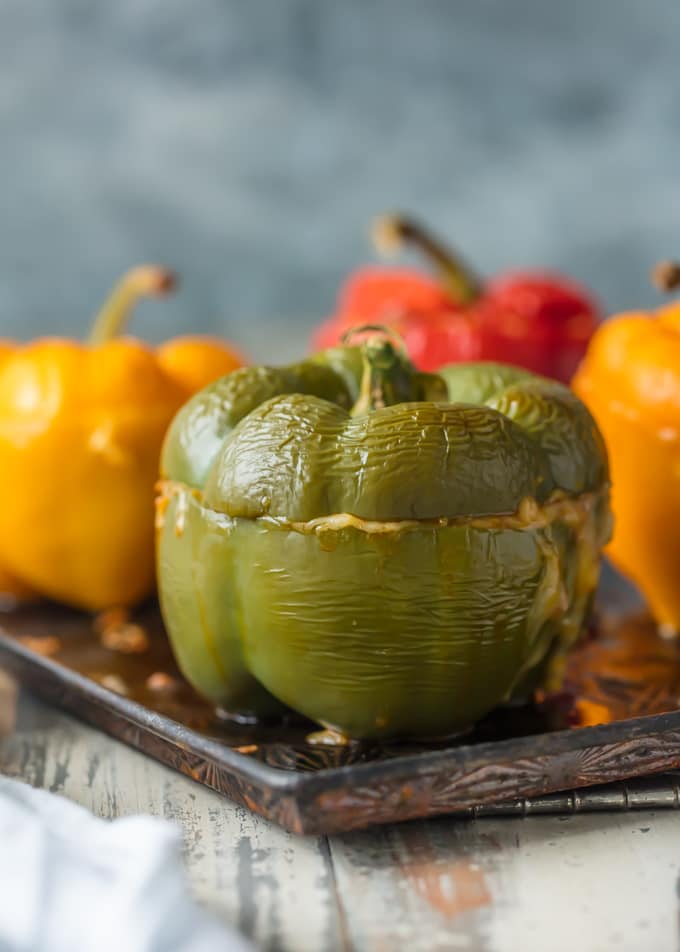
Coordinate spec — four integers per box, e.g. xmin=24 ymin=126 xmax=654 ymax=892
xmin=1 ymin=567 xmax=680 ymax=834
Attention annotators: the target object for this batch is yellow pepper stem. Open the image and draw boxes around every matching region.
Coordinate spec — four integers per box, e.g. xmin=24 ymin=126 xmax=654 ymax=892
xmin=88 ymin=266 xmax=177 ymax=344
xmin=371 ymin=213 xmax=482 ymax=305
xmin=652 ymin=260 xmax=680 ymax=294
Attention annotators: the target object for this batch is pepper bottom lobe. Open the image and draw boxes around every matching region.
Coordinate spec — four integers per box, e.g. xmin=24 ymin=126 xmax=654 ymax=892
xmin=158 ymin=486 xmax=607 ymax=740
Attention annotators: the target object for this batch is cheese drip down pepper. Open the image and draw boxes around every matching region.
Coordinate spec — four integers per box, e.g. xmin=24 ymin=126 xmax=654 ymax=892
xmin=573 ymin=261 xmax=680 ymax=634
xmin=0 ymin=267 xmax=245 ymax=611
xmin=157 ymin=333 xmax=611 ymax=739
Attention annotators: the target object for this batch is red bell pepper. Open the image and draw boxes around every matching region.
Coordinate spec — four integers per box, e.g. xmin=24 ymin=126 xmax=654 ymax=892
xmin=313 ymin=215 xmax=600 ymax=382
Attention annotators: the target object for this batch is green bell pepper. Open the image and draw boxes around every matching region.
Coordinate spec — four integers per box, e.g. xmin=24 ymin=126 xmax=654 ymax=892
xmin=157 ymin=333 xmax=611 ymax=740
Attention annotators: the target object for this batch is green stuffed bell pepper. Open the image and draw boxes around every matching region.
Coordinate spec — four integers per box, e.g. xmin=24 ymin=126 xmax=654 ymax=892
xmin=157 ymin=331 xmax=611 ymax=740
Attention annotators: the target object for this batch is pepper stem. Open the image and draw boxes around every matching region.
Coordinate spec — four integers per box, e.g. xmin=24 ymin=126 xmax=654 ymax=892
xmin=343 ymin=325 xmax=414 ymax=416
xmin=88 ymin=266 xmax=177 ymax=345
xmin=371 ymin=213 xmax=482 ymax=304
xmin=652 ymin=260 xmax=680 ymax=294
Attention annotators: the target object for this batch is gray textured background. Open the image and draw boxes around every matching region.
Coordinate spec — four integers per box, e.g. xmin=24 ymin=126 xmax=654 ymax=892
xmin=1 ymin=0 xmax=679 ymax=362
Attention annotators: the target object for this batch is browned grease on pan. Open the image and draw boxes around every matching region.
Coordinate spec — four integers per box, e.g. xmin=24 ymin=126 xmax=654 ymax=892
xmin=1 ymin=602 xmax=679 ymax=770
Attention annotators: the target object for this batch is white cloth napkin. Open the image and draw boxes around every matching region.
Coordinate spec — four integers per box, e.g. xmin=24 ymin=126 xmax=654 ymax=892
xmin=0 ymin=775 xmax=252 ymax=952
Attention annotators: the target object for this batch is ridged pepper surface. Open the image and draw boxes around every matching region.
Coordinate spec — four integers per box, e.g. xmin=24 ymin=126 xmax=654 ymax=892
xmin=573 ymin=262 xmax=680 ymax=634
xmin=158 ymin=334 xmax=610 ymax=739
xmin=0 ymin=267 xmax=244 ymax=611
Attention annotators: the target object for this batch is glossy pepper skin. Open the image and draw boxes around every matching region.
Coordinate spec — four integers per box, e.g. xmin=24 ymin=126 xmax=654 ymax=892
xmin=0 ymin=267 xmax=245 ymax=612
xmin=313 ymin=215 xmax=599 ymax=382
xmin=158 ymin=335 xmax=611 ymax=739
xmin=573 ymin=263 xmax=680 ymax=634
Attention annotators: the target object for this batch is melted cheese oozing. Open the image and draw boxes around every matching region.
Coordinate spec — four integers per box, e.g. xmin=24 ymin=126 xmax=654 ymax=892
xmin=274 ymin=492 xmax=600 ymax=536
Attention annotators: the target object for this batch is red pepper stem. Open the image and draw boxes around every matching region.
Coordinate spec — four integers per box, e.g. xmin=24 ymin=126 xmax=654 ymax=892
xmin=88 ymin=266 xmax=177 ymax=345
xmin=652 ymin=261 xmax=680 ymax=294
xmin=372 ymin=214 xmax=482 ymax=304
xmin=342 ymin=325 xmax=413 ymax=416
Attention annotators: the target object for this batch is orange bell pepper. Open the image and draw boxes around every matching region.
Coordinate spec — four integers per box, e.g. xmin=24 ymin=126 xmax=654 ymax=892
xmin=573 ymin=261 xmax=680 ymax=634
xmin=0 ymin=267 xmax=245 ymax=612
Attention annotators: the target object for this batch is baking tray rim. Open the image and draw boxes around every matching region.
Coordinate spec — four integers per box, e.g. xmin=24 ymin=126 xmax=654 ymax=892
xmin=2 ymin=625 xmax=679 ymax=798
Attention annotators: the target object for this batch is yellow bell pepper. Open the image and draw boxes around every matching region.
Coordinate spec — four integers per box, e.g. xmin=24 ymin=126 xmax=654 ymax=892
xmin=0 ymin=267 xmax=244 ymax=611
xmin=573 ymin=261 xmax=680 ymax=634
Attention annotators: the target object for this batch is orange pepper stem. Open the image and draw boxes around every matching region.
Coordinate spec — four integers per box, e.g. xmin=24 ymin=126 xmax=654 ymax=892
xmin=652 ymin=260 xmax=680 ymax=294
xmin=371 ymin=213 xmax=482 ymax=304
xmin=88 ymin=266 xmax=177 ymax=345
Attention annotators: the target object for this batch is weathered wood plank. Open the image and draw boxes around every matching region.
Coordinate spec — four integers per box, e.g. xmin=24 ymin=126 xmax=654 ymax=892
xmin=328 ymin=820 xmax=498 ymax=951
xmin=4 ymin=688 xmax=680 ymax=952
xmin=481 ymin=812 xmax=680 ymax=952
xmin=329 ymin=811 xmax=680 ymax=952
xmin=0 ymin=691 xmax=346 ymax=952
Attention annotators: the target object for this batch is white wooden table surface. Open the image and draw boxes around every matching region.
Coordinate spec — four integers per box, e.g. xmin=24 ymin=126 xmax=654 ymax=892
xmin=2 ymin=689 xmax=679 ymax=952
